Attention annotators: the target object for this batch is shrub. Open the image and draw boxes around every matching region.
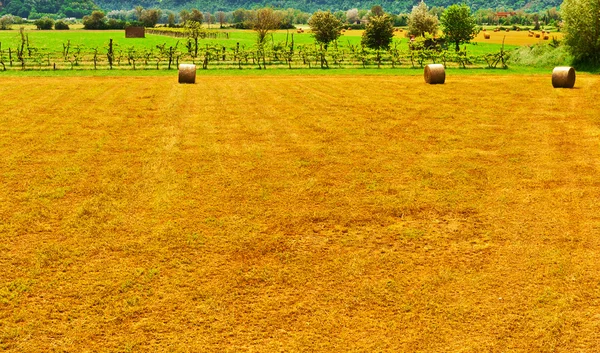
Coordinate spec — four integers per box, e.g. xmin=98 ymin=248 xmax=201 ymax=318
xmin=54 ymin=20 xmax=70 ymax=30
xmin=508 ymin=43 xmax=573 ymax=67
xmin=34 ymin=17 xmax=54 ymax=30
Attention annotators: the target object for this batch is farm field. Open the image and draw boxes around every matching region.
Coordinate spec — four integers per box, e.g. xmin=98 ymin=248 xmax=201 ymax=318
xmin=1 ymin=74 xmax=600 ymax=351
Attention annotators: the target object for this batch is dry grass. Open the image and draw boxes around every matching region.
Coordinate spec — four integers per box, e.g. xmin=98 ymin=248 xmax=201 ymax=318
xmin=473 ymin=30 xmax=564 ymax=45
xmin=1 ymin=75 xmax=600 ymax=352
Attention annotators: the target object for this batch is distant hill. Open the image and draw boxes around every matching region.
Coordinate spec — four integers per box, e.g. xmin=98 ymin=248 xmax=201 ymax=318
xmin=94 ymin=0 xmax=563 ymax=13
xmin=0 ymin=0 xmax=563 ymax=18
xmin=0 ymin=0 xmax=98 ymax=18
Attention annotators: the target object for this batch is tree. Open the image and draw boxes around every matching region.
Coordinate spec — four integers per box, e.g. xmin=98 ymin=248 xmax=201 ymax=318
xmin=362 ymin=14 xmax=394 ymax=50
xmin=252 ymin=8 xmax=281 ymax=45
xmin=561 ymin=0 xmax=600 ymax=65
xmin=346 ymin=8 xmax=359 ymax=24
xmin=34 ymin=17 xmax=54 ymax=30
xmin=0 ymin=15 xmax=15 ymax=30
xmin=179 ymin=10 xmax=190 ymax=24
xmin=83 ymin=11 xmax=106 ymax=30
xmin=362 ymin=14 xmax=395 ymax=68
xmin=139 ymin=9 xmax=160 ymax=28
xmin=167 ymin=12 xmax=176 ymax=27
xmin=371 ymin=5 xmax=385 ymax=17
xmin=55 ymin=20 xmax=70 ymax=30
xmin=217 ymin=11 xmax=226 ymax=28
xmin=408 ymin=1 xmax=439 ymax=37
xmin=440 ymin=4 xmax=479 ymax=51
xmin=189 ymin=9 xmax=203 ymax=24
xmin=308 ymin=11 xmax=343 ymax=49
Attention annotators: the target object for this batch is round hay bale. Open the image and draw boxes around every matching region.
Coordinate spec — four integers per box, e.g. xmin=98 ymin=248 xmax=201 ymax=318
xmin=484 ymin=33 xmax=490 ymax=39
xmin=552 ymin=67 xmax=576 ymax=88
xmin=424 ymin=64 xmax=445 ymax=84
xmin=535 ymin=33 xmax=540 ymax=38
xmin=543 ymin=35 xmax=549 ymax=40
xmin=178 ymin=64 xmax=196 ymax=84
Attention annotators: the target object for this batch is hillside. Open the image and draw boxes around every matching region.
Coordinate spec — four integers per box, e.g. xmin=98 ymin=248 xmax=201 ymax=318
xmin=1 ymin=0 xmax=563 ymax=17
xmin=0 ymin=0 xmax=98 ymax=18
xmin=95 ymin=0 xmax=563 ymax=13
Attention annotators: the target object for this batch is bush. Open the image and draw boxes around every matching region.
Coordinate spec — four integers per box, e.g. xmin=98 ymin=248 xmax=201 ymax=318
xmin=508 ymin=43 xmax=573 ymax=67
xmin=347 ymin=23 xmax=365 ymax=30
xmin=107 ymin=19 xmax=126 ymax=29
xmin=34 ymin=17 xmax=54 ymax=30
xmin=0 ymin=15 xmax=15 ymax=30
xmin=54 ymin=20 xmax=69 ymax=30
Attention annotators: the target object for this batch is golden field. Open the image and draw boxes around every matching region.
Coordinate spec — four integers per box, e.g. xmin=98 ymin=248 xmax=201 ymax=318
xmin=1 ymin=74 xmax=600 ymax=352
xmin=335 ymin=27 xmax=564 ymax=46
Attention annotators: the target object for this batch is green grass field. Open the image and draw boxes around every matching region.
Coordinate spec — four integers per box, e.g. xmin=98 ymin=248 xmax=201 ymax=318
xmin=0 ymin=28 xmax=514 ymax=57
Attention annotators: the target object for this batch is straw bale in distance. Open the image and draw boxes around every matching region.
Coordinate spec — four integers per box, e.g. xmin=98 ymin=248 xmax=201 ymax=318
xmin=484 ymin=33 xmax=490 ymax=39
xmin=424 ymin=64 xmax=445 ymax=84
xmin=178 ymin=64 xmax=196 ymax=84
xmin=552 ymin=66 xmax=576 ymax=88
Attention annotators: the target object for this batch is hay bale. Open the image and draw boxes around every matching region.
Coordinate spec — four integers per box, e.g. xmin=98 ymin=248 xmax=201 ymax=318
xmin=424 ymin=64 xmax=445 ymax=84
xmin=484 ymin=33 xmax=490 ymax=39
xmin=535 ymin=33 xmax=540 ymax=38
xmin=552 ymin=67 xmax=576 ymax=88
xmin=178 ymin=64 xmax=196 ymax=84
xmin=543 ymin=35 xmax=549 ymax=40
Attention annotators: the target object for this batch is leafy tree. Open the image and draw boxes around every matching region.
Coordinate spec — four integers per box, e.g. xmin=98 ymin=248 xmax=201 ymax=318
xmin=83 ymin=11 xmax=106 ymax=30
xmin=54 ymin=20 xmax=69 ymax=30
xmin=371 ymin=5 xmax=385 ymax=17
xmin=139 ymin=8 xmax=160 ymax=27
xmin=308 ymin=11 xmax=343 ymax=49
xmin=167 ymin=12 xmax=176 ymax=27
xmin=34 ymin=17 xmax=54 ymax=29
xmin=252 ymin=8 xmax=281 ymax=45
xmin=179 ymin=9 xmax=190 ymax=24
xmin=0 ymin=15 xmax=15 ymax=30
xmin=362 ymin=14 xmax=394 ymax=50
xmin=440 ymin=4 xmax=479 ymax=51
xmin=362 ymin=14 xmax=395 ymax=67
xmin=184 ymin=20 xmax=203 ymax=57
xmin=217 ymin=11 xmax=226 ymax=28
xmin=346 ymin=8 xmax=359 ymax=24
xmin=189 ymin=9 xmax=203 ymax=24
xmin=561 ymin=0 xmax=600 ymax=65
xmin=408 ymin=1 xmax=439 ymax=37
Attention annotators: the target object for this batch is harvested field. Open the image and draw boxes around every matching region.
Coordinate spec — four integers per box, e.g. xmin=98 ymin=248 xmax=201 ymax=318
xmin=1 ymin=75 xmax=600 ymax=352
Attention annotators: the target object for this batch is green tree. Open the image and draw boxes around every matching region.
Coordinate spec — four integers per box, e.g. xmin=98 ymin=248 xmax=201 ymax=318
xmin=34 ymin=17 xmax=54 ymax=30
xmin=0 ymin=15 xmax=15 ymax=30
xmin=252 ymin=8 xmax=281 ymax=45
xmin=83 ymin=11 xmax=106 ymax=30
xmin=561 ymin=0 xmax=600 ymax=65
xmin=308 ymin=11 xmax=343 ymax=49
xmin=189 ymin=9 xmax=203 ymax=24
xmin=139 ymin=8 xmax=160 ymax=27
xmin=362 ymin=14 xmax=395 ymax=68
xmin=362 ymin=14 xmax=394 ymax=50
xmin=408 ymin=1 xmax=439 ymax=37
xmin=440 ymin=4 xmax=479 ymax=51
xmin=54 ymin=20 xmax=69 ymax=30
xmin=371 ymin=5 xmax=385 ymax=17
